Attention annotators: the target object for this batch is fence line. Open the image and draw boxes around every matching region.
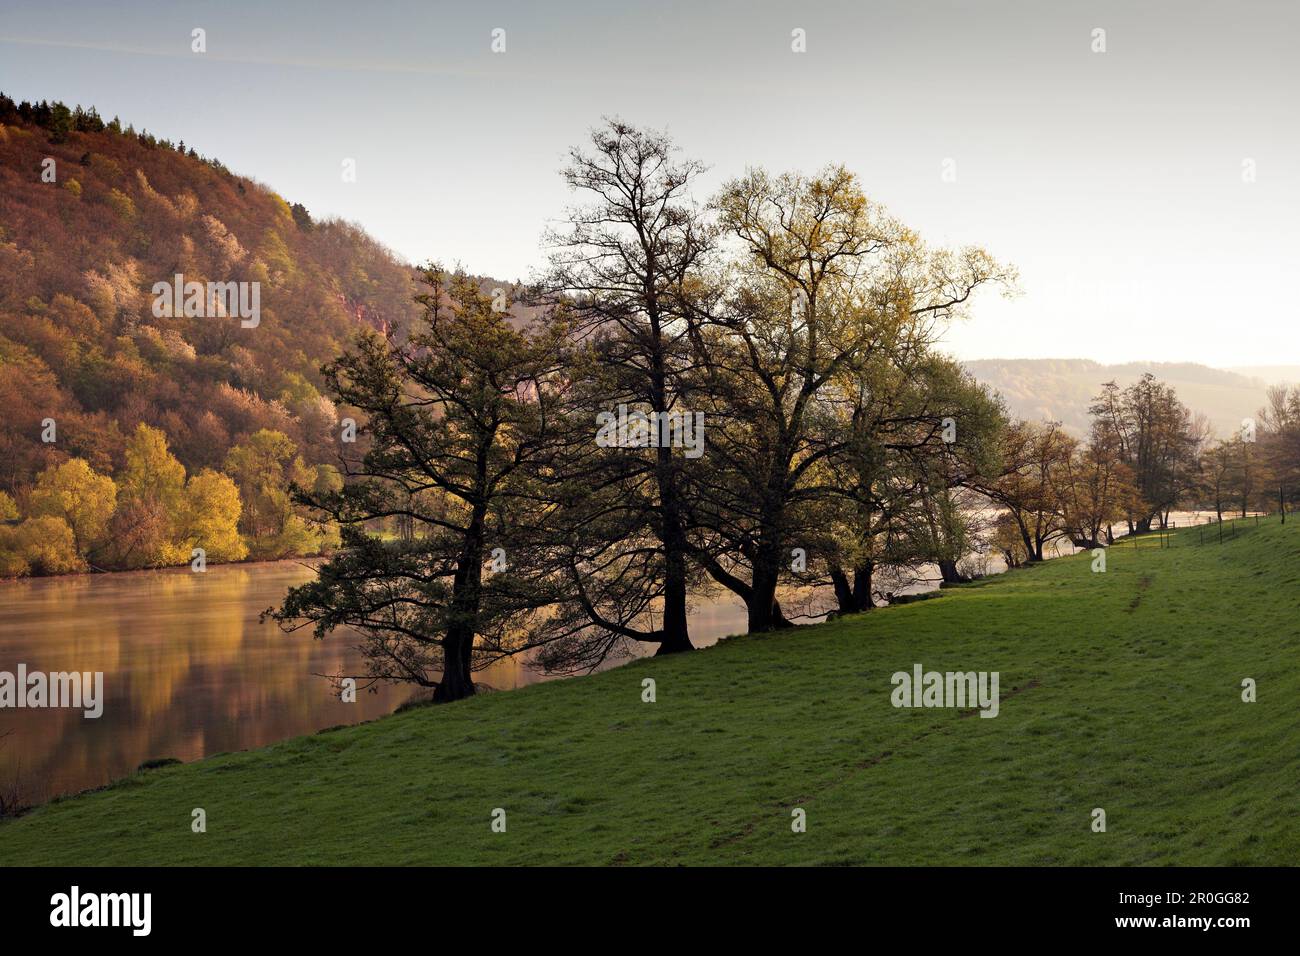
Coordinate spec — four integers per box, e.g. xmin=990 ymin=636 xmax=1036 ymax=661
xmin=1107 ymin=511 xmax=1279 ymax=550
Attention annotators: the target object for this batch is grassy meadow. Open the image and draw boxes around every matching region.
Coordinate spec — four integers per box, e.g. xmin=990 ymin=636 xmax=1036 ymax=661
xmin=2 ymin=516 xmax=1296 ymax=866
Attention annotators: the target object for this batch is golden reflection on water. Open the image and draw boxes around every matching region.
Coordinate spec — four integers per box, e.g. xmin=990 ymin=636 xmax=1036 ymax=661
xmin=0 ymin=562 xmax=417 ymax=801
xmin=0 ymin=562 xmax=757 ymax=802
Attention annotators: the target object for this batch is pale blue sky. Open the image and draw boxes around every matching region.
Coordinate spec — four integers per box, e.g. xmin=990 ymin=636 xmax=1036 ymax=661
xmin=2 ymin=0 xmax=1296 ymax=366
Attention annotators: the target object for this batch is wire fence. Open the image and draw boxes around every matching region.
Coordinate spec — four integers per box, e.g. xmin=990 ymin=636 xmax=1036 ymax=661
xmin=1115 ymin=511 xmax=1283 ymax=550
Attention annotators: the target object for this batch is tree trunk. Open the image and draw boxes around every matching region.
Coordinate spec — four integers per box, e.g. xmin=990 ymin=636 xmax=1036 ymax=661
xmin=436 ymin=495 xmax=486 ymax=704
xmin=850 ymin=560 xmax=874 ymax=607
xmin=654 ymin=611 xmax=693 ymax=655
xmin=747 ymin=572 xmax=780 ymax=632
xmin=937 ymin=558 xmax=969 ymax=584
xmin=830 ymin=567 xmax=856 ymax=614
xmin=655 ymin=529 xmax=692 ymax=654
xmin=435 ymin=627 xmax=476 ymax=702
xmin=830 ymin=564 xmax=878 ymax=613
xmin=656 ymin=467 xmax=693 ymax=654
xmin=745 ymin=542 xmax=786 ymax=632
xmin=651 ymin=323 xmax=694 ymax=656
xmin=1017 ymin=520 xmax=1038 ymax=562
xmin=770 ymin=598 xmax=795 ymax=629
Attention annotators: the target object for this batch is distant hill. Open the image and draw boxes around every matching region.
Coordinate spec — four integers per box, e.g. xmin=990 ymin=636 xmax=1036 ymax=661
xmin=1228 ymin=366 xmax=1300 ymax=386
xmin=964 ymin=358 xmax=1282 ymax=438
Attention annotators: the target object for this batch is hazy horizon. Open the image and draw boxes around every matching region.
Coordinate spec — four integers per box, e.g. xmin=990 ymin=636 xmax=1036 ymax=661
xmin=2 ymin=0 xmax=1296 ymax=367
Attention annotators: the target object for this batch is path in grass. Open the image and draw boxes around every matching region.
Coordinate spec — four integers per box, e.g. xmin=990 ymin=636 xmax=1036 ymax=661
xmin=2 ymin=518 xmax=1297 ymax=865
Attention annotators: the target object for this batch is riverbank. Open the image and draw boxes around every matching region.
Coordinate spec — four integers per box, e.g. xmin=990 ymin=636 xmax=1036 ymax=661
xmin=2 ymin=518 xmax=1296 ymax=865
xmin=0 ymin=551 xmax=330 ymax=584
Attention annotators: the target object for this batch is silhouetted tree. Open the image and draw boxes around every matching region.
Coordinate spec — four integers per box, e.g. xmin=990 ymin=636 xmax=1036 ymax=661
xmin=273 ymin=267 xmax=563 ymax=702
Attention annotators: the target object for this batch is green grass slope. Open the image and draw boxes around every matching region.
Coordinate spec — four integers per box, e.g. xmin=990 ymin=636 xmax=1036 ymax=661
xmin=2 ymin=518 xmax=1298 ymax=866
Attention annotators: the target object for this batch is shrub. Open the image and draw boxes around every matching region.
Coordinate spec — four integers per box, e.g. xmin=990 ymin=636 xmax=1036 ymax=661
xmin=12 ymin=516 xmax=85 ymax=574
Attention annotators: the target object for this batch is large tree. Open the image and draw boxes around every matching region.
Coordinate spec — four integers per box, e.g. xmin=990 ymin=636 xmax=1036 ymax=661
xmin=1088 ymin=376 xmax=1201 ymax=532
xmin=274 ymin=267 xmax=563 ymax=702
xmin=1199 ymin=439 xmax=1235 ymax=523
xmin=540 ymin=120 xmax=712 ymax=655
xmin=1056 ymin=439 xmax=1139 ymax=549
xmin=976 ymin=419 xmax=1075 ymax=562
xmin=105 ymin=423 xmax=188 ymax=568
xmin=817 ymin=353 xmax=1006 ymax=611
xmin=692 ymin=166 xmax=1011 ymax=629
xmin=1258 ymin=385 xmax=1300 ymax=521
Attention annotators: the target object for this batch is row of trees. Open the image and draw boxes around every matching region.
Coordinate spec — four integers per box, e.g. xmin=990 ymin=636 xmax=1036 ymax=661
xmin=1 ymin=94 xmax=230 ymax=170
xmin=978 ymin=375 xmax=1203 ymax=564
xmin=273 ymin=122 xmax=1300 ymax=703
xmin=1195 ymin=386 xmax=1300 ymax=525
xmin=275 ymin=122 xmax=1016 ymax=701
xmin=0 ymin=423 xmax=337 ymax=576
xmin=981 ymin=376 xmax=1300 ymax=568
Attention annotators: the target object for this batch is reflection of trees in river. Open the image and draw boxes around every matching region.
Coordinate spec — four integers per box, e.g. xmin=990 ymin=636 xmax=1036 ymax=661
xmin=0 ymin=562 xmax=414 ymax=802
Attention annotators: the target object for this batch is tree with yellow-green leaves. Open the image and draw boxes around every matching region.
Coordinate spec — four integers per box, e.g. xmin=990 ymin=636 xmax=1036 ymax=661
xmin=175 ymin=468 xmax=247 ymax=563
xmin=0 ymin=490 xmax=33 ymax=576
xmin=107 ymin=423 xmax=188 ymax=568
xmin=28 ymin=458 xmax=117 ymax=558
xmin=695 ymin=165 xmax=1014 ymax=629
xmin=223 ymin=428 xmax=334 ymax=559
xmin=120 ymin=423 xmax=186 ymax=510
xmin=0 ymin=514 xmax=84 ymax=575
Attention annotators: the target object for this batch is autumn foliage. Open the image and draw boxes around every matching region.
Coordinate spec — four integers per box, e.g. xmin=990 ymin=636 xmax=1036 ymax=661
xmin=0 ymin=94 xmax=418 ymax=574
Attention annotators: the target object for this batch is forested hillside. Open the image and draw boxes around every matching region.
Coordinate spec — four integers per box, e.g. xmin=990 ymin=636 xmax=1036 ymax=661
xmin=0 ymin=95 xmax=425 ymax=572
